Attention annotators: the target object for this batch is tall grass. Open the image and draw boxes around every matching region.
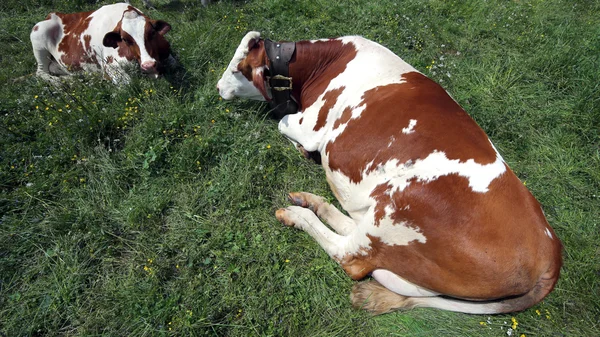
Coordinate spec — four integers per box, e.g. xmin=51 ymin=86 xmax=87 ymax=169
xmin=1 ymin=0 xmax=599 ymax=335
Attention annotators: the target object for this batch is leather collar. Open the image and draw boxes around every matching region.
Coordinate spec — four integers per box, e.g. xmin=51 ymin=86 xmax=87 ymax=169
xmin=264 ymin=39 xmax=298 ymax=119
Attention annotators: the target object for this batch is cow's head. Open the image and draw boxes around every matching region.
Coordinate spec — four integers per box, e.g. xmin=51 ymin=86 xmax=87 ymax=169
xmin=102 ymin=7 xmax=171 ymax=77
xmin=217 ymin=31 xmax=271 ymax=101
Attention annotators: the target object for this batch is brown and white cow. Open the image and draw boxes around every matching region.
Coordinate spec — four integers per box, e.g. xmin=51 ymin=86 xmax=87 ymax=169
xmin=217 ymin=31 xmax=562 ymax=314
xmin=30 ymin=3 xmax=172 ymax=84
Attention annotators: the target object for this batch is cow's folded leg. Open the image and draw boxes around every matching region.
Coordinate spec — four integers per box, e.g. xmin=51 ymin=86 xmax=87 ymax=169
xmin=276 ymin=206 xmax=347 ymax=258
xmin=287 ymin=192 xmax=357 ymax=235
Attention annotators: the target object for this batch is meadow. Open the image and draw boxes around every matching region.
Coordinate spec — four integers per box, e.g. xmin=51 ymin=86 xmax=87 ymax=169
xmin=1 ymin=0 xmax=599 ymax=335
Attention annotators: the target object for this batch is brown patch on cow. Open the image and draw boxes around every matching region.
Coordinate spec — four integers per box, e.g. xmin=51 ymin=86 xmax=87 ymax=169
xmin=143 ymin=19 xmax=172 ymax=65
xmin=237 ymin=39 xmax=268 ymax=82
xmin=348 ymin=170 xmax=562 ymax=300
xmin=338 ymin=251 xmax=376 ymax=280
xmin=117 ymin=31 xmax=140 ymax=62
xmin=326 ymin=72 xmax=498 ymax=184
xmin=33 ymin=25 xmax=39 ymax=32
xmin=56 ymin=10 xmax=95 ymax=69
xmin=290 ymin=40 xmax=358 ymax=110
xmin=83 ymin=34 xmax=92 ymax=53
xmin=314 ymin=87 xmax=345 ymax=131
xmin=333 ymin=106 xmax=353 ymax=129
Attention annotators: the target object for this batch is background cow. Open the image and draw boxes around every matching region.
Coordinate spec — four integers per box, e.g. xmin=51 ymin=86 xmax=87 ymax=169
xmin=30 ymin=3 xmax=172 ymax=84
xmin=218 ymin=31 xmax=563 ymax=314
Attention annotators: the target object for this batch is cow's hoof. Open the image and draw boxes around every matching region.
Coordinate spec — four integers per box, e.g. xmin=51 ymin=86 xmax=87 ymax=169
xmin=275 ymin=208 xmax=295 ymax=227
xmin=287 ymin=192 xmax=324 ymax=212
xmin=288 ymin=192 xmax=309 ymax=208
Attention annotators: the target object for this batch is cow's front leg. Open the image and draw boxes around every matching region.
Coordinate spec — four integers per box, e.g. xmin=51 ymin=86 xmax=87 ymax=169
xmin=287 ymin=192 xmax=356 ymax=235
xmin=276 ymin=206 xmax=345 ymax=258
xmin=276 ymin=204 xmax=375 ymax=280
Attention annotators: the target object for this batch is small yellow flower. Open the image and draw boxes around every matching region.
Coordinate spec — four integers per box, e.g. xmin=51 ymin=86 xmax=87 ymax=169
xmin=34 ymin=95 xmax=38 ymax=99
xmin=266 ymin=144 xmax=271 ymax=149
xmin=285 ymin=259 xmax=290 ymax=263
xmin=536 ymin=309 xmax=541 ymax=315
xmin=211 ymin=119 xmax=215 ymax=123
xmin=479 ymin=321 xmax=486 ymax=326
xmin=79 ymin=178 xmax=85 ymax=183
xmin=35 ymin=106 xmax=39 ymax=109
xmin=176 ymin=264 xmax=179 ymax=269
xmin=58 ymin=108 xmax=62 ymax=112
xmin=511 ymin=317 xmax=518 ymax=329
xmin=225 ymin=108 xmax=230 ymax=113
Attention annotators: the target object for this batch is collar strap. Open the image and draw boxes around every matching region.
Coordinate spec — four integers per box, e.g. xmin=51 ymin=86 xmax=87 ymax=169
xmin=264 ymin=39 xmax=298 ymax=119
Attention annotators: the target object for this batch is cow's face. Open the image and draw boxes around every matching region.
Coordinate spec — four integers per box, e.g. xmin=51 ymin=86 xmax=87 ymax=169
xmin=217 ymin=31 xmax=270 ymax=101
xmin=102 ymin=8 xmax=171 ymax=76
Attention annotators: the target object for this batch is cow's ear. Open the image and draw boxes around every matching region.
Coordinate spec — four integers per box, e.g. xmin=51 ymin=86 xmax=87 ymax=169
xmin=247 ymin=37 xmax=260 ymax=50
xmin=252 ymin=67 xmax=270 ymax=101
xmin=103 ymin=32 xmax=122 ymax=48
xmin=153 ymin=20 xmax=171 ymax=35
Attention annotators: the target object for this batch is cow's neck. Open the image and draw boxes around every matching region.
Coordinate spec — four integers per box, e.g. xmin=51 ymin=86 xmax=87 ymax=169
xmin=288 ymin=39 xmax=358 ymax=111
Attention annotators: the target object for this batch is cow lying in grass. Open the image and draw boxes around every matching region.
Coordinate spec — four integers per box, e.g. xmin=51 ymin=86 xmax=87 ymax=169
xmin=30 ymin=2 xmax=173 ymax=84
xmin=217 ymin=31 xmax=562 ymax=314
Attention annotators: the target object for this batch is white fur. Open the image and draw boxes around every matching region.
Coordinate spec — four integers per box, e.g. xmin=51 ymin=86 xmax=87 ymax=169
xmin=402 ymin=119 xmax=417 ymax=134
xmin=372 ymin=269 xmax=439 ymax=296
xmin=217 ymin=31 xmax=266 ymax=101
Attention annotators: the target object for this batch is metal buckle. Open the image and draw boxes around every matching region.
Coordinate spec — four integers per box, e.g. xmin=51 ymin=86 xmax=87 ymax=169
xmin=271 ymin=74 xmax=293 ymax=91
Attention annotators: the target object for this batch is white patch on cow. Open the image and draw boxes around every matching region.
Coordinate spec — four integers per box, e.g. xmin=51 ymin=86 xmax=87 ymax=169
xmin=327 ymin=203 xmax=426 ymax=258
xmin=217 ymin=31 xmax=266 ymax=101
xmin=322 ymin=149 xmax=506 ymax=216
xmin=402 ymin=119 xmax=417 ymax=134
xmin=372 ymin=205 xmax=426 ymax=246
xmin=120 ymin=10 xmax=154 ymax=65
xmin=544 ymin=228 xmax=553 ymax=239
xmin=372 ymin=269 xmax=439 ymax=297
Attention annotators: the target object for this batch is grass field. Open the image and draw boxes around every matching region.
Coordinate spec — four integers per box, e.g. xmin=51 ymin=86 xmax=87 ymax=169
xmin=1 ymin=0 xmax=599 ymax=335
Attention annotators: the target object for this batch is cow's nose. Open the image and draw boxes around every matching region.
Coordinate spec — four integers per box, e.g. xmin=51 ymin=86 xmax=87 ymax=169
xmin=141 ymin=61 xmax=156 ymax=72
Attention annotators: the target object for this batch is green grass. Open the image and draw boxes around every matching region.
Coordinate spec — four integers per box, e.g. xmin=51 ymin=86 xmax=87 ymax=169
xmin=1 ymin=0 xmax=599 ymax=335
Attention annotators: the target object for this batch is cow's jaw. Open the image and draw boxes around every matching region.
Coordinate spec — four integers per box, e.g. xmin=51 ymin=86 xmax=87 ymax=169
xmin=217 ymin=31 xmax=266 ymax=101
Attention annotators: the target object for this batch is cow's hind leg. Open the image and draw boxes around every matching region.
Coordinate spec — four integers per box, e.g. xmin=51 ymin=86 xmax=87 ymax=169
xmin=287 ymin=192 xmax=356 ymax=235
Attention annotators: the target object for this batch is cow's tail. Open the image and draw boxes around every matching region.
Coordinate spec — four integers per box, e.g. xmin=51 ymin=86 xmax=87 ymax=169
xmin=351 ymin=265 xmax=560 ymax=315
